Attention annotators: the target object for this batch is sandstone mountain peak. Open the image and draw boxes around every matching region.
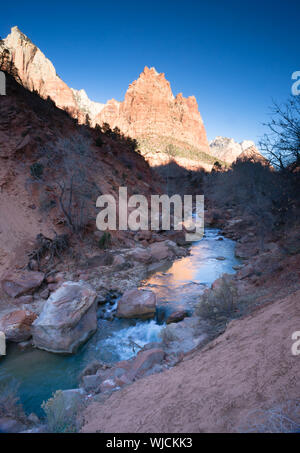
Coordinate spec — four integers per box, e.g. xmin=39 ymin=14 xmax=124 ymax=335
xmin=11 ymin=25 xmax=22 ymax=35
xmin=143 ymin=66 xmax=159 ymax=75
xmin=2 ymin=26 xmax=81 ymax=119
xmin=1 ymin=27 xmax=209 ymax=156
xmin=10 ymin=26 xmax=25 ymax=37
xmin=96 ymin=66 xmax=209 ymax=153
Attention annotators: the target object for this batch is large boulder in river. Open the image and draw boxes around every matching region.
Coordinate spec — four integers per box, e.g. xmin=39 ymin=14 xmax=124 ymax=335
xmin=1 ymin=271 xmax=44 ymax=298
xmin=0 ymin=309 xmax=37 ymax=342
xmin=116 ymin=288 xmax=156 ymax=319
xmin=32 ymin=281 xmax=97 ymax=354
xmin=149 ymin=242 xmax=171 ymax=261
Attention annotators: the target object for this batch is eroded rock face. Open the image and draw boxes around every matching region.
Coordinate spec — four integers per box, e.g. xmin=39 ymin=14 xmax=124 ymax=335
xmin=1 ymin=28 xmax=210 ymax=164
xmin=2 ymin=27 xmax=81 ymax=120
xmin=96 ymin=67 xmax=209 ymax=152
xmin=71 ymin=88 xmax=105 ymax=120
xmin=0 ymin=309 xmax=37 ymax=342
xmin=1 ymin=29 xmax=209 ymax=155
xmin=32 ymin=281 xmax=97 ymax=354
xmin=116 ymin=288 xmax=156 ymax=319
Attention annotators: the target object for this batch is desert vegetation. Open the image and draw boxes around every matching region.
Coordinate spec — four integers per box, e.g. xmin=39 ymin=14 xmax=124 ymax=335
xmin=0 ymin=380 xmax=28 ymax=430
xmin=41 ymin=390 xmax=84 ymax=433
xmin=95 ymin=122 xmax=139 ymax=153
xmin=203 ymin=158 xmax=299 ymax=251
xmin=138 ymin=134 xmax=220 ymax=165
xmin=240 ymin=400 xmax=300 ymax=433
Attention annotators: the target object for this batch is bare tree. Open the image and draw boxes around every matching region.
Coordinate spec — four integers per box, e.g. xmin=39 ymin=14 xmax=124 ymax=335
xmin=57 ymin=176 xmax=86 ymax=235
xmin=259 ymin=96 xmax=300 ymax=170
xmin=37 ymin=136 xmax=100 ymax=236
xmin=205 ymin=159 xmax=280 ymax=249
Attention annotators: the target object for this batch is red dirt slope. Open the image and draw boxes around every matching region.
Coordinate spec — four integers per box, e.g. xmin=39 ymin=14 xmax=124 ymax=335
xmin=82 ymin=289 xmax=300 ymax=433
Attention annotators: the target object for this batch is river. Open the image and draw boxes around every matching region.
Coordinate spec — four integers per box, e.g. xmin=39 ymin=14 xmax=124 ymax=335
xmin=0 ymin=228 xmax=240 ymax=416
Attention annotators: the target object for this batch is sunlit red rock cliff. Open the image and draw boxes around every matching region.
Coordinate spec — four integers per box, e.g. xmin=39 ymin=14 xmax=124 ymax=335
xmin=1 ymin=26 xmax=82 ymax=120
xmin=1 ymin=28 xmax=209 ymax=159
xmin=96 ymin=66 xmax=209 ymax=153
xmin=1 ymin=26 xmax=261 ymax=168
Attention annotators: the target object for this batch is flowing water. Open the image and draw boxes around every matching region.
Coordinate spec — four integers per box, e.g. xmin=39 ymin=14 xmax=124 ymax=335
xmin=0 ymin=229 xmax=240 ymax=416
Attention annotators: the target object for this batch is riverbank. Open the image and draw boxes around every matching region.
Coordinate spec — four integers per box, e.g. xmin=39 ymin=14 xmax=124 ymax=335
xmin=0 ymin=228 xmax=241 ymax=431
xmin=82 ymin=287 xmax=300 ymax=433
xmin=81 ymin=210 xmax=300 ymax=433
xmin=1 ymin=210 xmax=299 ymax=433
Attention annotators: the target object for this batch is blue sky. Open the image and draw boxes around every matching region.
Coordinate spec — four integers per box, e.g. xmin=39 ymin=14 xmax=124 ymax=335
xmin=1 ymin=0 xmax=299 ymax=144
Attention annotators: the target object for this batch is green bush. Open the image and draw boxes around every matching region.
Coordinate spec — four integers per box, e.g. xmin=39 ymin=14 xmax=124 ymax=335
xmin=98 ymin=232 xmax=111 ymax=249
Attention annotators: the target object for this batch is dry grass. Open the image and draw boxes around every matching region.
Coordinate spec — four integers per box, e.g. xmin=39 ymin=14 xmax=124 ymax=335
xmin=239 ymin=400 xmax=300 ymax=433
xmin=41 ymin=390 xmax=84 ymax=433
xmin=0 ymin=380 xmax=27 ymax=423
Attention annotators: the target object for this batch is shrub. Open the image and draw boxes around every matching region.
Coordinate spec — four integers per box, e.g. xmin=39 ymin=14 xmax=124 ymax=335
xmin=98 ymin=232 xmax=111 ymax=249
xmin=28 ymin=232 xmax=69 ymax=267
xmin=239 ymin=400 xmax=300 ymax=433
xmin=30 ymin=162 xmax=44 ymax=179
xmin=0 ymin=380 xmax=27 ymax=423
xmin=102 ymin=122 xmax=113 ymax=137
xmin=41 ymin=390 xmax=83 ymax=433
xmin=95 ymin=136 xmax=104 ymax=147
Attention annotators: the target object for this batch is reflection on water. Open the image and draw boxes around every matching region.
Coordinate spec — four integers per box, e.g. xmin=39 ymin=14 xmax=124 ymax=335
xmin=0 ymin=229 xmax=240 ymax=416
xmin=142 ymin=229 xmax=240 ymax=316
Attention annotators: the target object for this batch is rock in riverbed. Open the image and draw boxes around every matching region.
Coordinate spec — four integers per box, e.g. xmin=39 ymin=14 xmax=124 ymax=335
xmin=81 ymin=348 xmax=165 ymax=394
xmin=166 ymin=310 xmax=188 ymax=324
xmin=1 ymin=271 xmax=44 ymax=298
xmin=116 ymin=288 xmax=156 ymax=319
xmin=32 ymin=281 xmax=97 ymax=354
xmin=0 ymin=309 xmax=37 ymax=342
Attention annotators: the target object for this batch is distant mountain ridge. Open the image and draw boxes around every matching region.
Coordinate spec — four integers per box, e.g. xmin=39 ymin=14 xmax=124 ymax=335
xmin=1 ymin=26 xmax=263 ymax=168
xmin=209 ymin=136 xmax=262 ymax=164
